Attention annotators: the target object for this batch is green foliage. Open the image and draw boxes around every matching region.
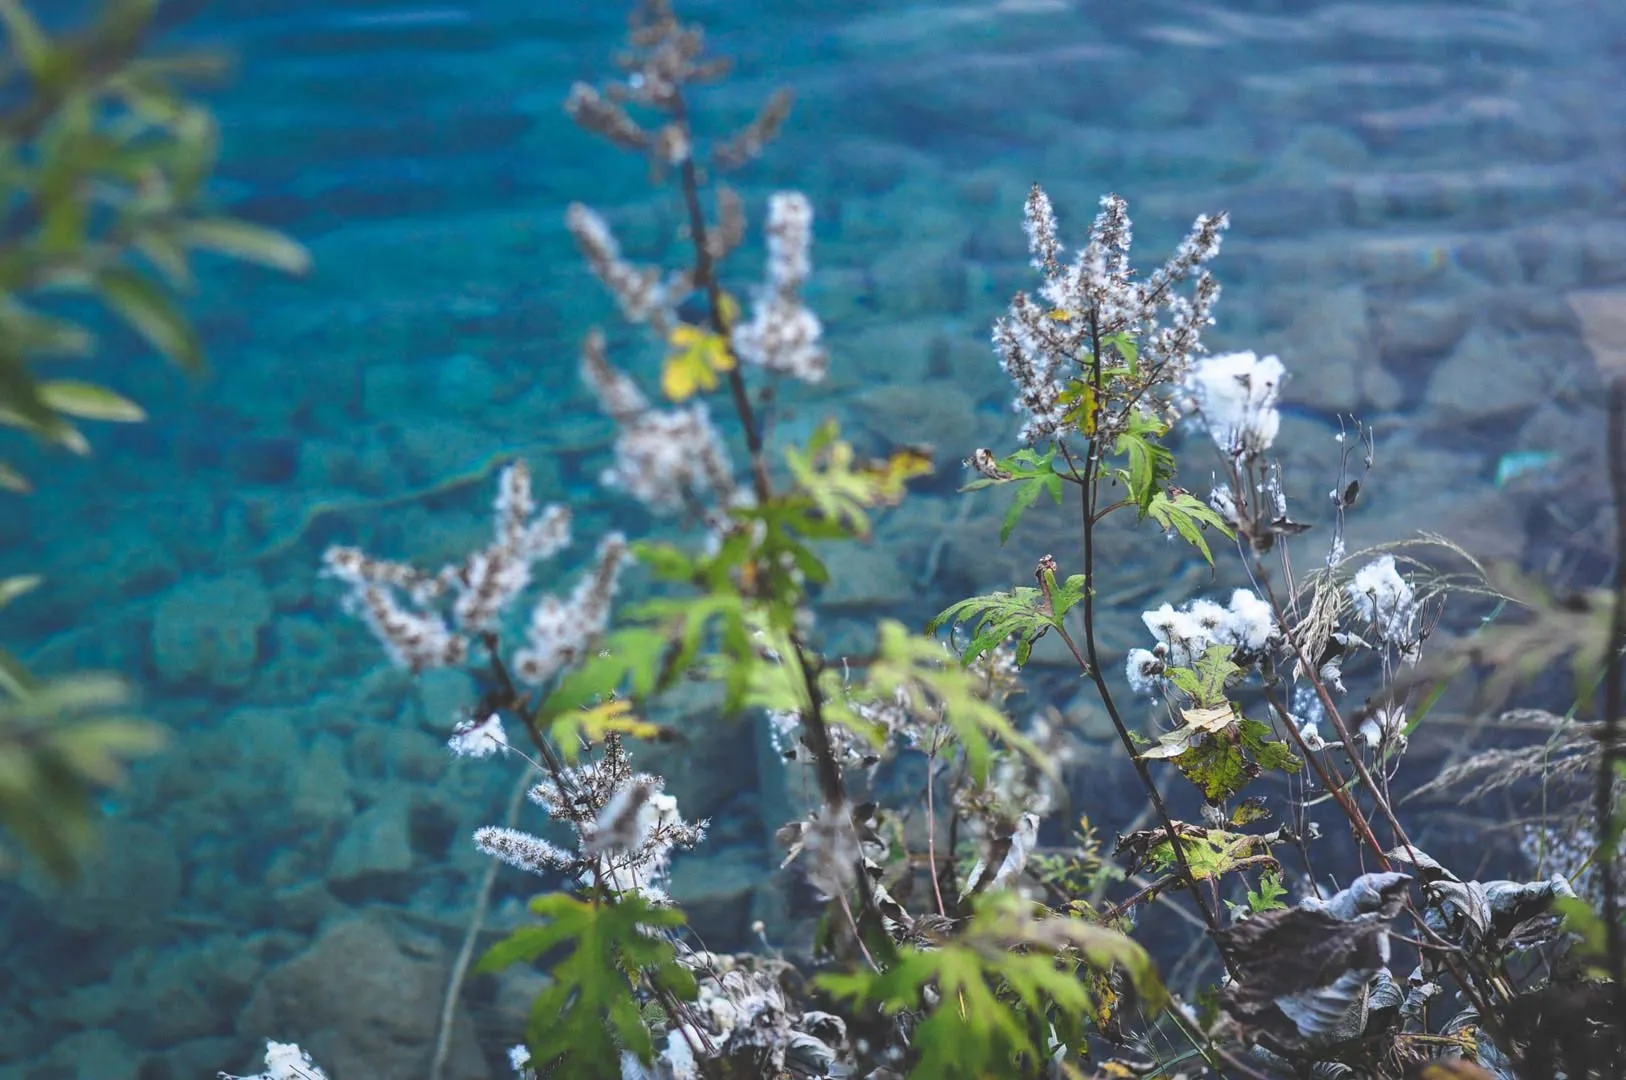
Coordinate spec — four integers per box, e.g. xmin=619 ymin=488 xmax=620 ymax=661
xmin=836 ymin=621 xmax=1048 ymax=784
xmin=0 ymin=661 xmax=165 ymax=880
xmin=0 ymin=0 xmax=309 ymax=491
xmin=1146 ymin=488 xmax=1232 ymax=566
xmin=1164 ymin=646 xmax=1243 ymax=709
xmin=0 ymin=0 xmax=303 ymax=880
xmin=959 ymin=446 xmax=1064 ymax=545
xmin=1159 ymin=717 xmax=1302 ymax=804
xmin=929 ymin=566 xmax=1087 ymax=667
xmin=1244 ymin=869 xmax=1288 ymax=914
xmin=475 ymin=891 xmax=697 ymax=1077
xmin=820 ymin=893 xmax=1165 ymax=1080
xmin=1142 ymin=827 xmax=1274 ymax=884
xmin=1112 ymin=411 xmax=1176 ymax=516
xmin=783 ymin=418 xmax=929 ymax=541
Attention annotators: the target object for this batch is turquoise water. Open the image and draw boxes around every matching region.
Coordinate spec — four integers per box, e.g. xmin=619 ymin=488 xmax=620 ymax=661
xmin=3 ymin=1 xmax=1625 ymax=1075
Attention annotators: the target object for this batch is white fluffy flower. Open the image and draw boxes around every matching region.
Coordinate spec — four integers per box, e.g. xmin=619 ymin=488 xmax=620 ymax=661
xmin=448 ymin=712 xmax=509 ymax=758
xmin=1358 ymin=704 xmax=1408 ymax=750
xmin=1223 ymin=588 xmax=1275 ymax=651
xmin=1186 ymin=350 xmax=1286 ymax=457
xmin=1348 ymin=555 xmax=1416 ymax=646
xmin=1125 ymin=647 xmax=1164 ymax=695
xmin=218 ymin=1041 xmax=328 ymax=1080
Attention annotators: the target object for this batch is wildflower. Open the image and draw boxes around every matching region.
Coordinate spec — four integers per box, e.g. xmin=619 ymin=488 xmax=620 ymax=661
xmin=1358 ymin=704 xmax=1408 ymax=752
xmin=1125 ymin=647 xmax=1164 ymax=695
xmin=585 ymin=778 xmax=660 ymax=856
xmin=473 ymin=826 xmax=575 ymax=874
xmin=1186 ymin=350 xmax=1286 ymax=458
xmin=994 ymin=187 xmax=1228 ymax=445
xmin=1208 ymin=481 xmax=1239 ymax=527
xmin=732 ymin=192 xmax=827 ymax=384
xmin=512 ymin=533 xmax=629 ymax=686
xmin=218 ymin=1041 xmax=328 ymax=1080
xmin=323 ymin=461 xmax=573 ymax=668
xmin=449 ymin=712 xmax=510 ymax=758
xmin=597 ymin=399 xmax=736 ymax=514
xmin=1222 ymin=588 xmax=1275 ymax=652
xmin=566 ymin=202 xmax=680 ymax=333
xmin=454 ymin=463 xmax=572 ymax=632
xmin=579 ymin=329 xmax=648 ymax=423
xmin=1347 ymin=554 xmax=1416 ymax=647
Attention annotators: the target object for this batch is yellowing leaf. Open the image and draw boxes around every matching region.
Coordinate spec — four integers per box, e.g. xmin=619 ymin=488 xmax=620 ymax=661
xmin=550 ymin=698 xmax=664 ymax=759
xmin=1180 ymin=703 xmax=1236 ymax=733
xmin=38 ymin=380 xmax=145 ymax=422
xmin=661 ymin=323 xmax=735 ymax=401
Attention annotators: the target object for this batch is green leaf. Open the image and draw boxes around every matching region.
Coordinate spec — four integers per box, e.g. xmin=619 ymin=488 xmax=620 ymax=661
xmin=819 ymin=892 xmax=1164 ymax=1080
xmin=929 ymin=572 xmax=1085 ymax=670
xmin=1146 ymin=489 xmax=1233 ymax=566
xmin=37 ymin=380 xmax=145 ymax=422
xmin=1113 ymin=412 xmax=1174 ymax=515
xmin=97 ymin=268 xmax=203 ymax=371
xmin=0 ymin=575 xmax=42 ymax=610
xmin=0 ymin=0 xmax=53 ymax=78
xmin=849 ymin=621 xmax=1048 ymax=784
xmin=1246 ymin=869 xmax=1288 ymax=913
xmin=478 ymin=891 xmax=693 ymax=1075
xmin=0 ymin=462 xmax=28 ymax=493
xmin=177 ymin=217 xmax=312 ymax=275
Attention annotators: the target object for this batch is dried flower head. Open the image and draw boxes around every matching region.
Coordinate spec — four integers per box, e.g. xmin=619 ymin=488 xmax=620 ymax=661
xmin=1185 ymin=350 xmax=1286 ymax=459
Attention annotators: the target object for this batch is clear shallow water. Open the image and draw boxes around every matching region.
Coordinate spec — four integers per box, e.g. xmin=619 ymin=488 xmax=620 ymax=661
xmin=3 ymin=1 xmax=1625 ymax=1075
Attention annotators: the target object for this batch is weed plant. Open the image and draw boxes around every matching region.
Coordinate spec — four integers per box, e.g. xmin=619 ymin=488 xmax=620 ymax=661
xmin=175 ymin=1 xmax=1626 ymax=1077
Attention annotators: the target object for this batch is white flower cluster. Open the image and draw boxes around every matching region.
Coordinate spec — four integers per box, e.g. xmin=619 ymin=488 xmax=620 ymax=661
xmin=475 ymin=735 xmax=706 ymax=903
xmin=581 ymin=334 xmax=737 ymax=515
xmin=512 ymin=533 xmax=628 ymax=686
xmin=732 ymin=191 xmax=827 ymax=384
xmin=996 ymin=185 xmax=1227 ymax=444
xmin=1185 ymin=350 xmax=1286 ymax=459
xmin=1347 ymin=554 xmax=1417 ymax=648
xmin=567 ymin=202 xmax=686 ymax=334
xmin=1125 ymin=589 xmax=1276 ymax=693
xmin=323 ymin=461 xmax=573 ymax=672
xmin=218 ymin=1041 xmax=328 ymax=1080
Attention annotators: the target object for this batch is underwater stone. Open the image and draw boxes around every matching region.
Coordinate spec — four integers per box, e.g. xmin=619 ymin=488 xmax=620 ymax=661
xmin=150 ymin=570 xmax=273 ymax=689
xmin=235 ymin=916 xmax=489 ymax=1080
xmin=328 ymin=793 xmax=415 ymax=890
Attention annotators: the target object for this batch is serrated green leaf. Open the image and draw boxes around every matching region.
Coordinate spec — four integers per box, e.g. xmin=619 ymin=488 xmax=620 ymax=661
xmin=482 ymin=891 xmax=693 ymax=1075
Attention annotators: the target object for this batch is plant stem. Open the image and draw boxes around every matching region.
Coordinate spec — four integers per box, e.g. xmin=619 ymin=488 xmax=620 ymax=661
xmin=669 ymin=90 xmax=882 ymax=940
xmin=1597 ymin=376 xmax=1626 ymax=1015
xmin=1064 ymin=313 xmax=1229 ymax=962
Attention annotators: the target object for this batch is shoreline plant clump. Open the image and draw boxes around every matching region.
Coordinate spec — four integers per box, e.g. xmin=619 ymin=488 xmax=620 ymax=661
xmin=247 ymin=1 xmax=1621 ymax=1078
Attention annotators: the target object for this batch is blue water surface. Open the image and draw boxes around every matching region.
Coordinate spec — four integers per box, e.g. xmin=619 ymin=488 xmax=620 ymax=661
xmin=3 ymin=0 xmax=1625 ymax=1075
